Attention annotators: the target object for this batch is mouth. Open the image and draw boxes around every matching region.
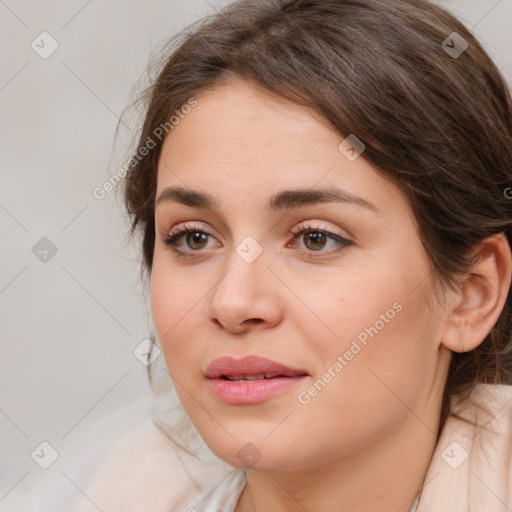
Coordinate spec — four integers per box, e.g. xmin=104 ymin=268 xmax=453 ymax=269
xmin=219 ymin=373 xmax=296 ymax=381
xmin=205 ymin=355 xmax=308 ymax=379
xmin=205 ymin=355 xmax=309 ymax=404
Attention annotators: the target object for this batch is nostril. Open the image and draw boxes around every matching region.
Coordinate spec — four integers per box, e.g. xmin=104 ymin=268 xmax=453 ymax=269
xmin=244 ymin=318 xmax=263 ymax=325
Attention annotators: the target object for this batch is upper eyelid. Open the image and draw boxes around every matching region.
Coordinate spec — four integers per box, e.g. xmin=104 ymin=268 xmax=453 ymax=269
xmin=165 ymin=222 xmax=349 ymax=246
xmin=168 ymin=221 xmax=210 ymax=235
xmin=165 ymin=219 xmax=348 ymax=236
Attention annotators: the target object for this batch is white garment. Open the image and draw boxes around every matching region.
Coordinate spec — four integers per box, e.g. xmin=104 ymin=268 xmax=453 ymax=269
xmin=176 ymin=470 xmax=245 ymax=512
xmin=51 ymin=383 xmax=512 ymax=512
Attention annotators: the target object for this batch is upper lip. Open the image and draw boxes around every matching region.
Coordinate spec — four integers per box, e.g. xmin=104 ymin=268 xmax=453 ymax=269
xmin=205 ymin=355 xmax=308 ymax=379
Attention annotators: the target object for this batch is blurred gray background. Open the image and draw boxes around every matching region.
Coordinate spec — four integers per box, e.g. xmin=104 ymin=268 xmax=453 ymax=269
xmin=1 ymin=0 xmax=511 ymax=511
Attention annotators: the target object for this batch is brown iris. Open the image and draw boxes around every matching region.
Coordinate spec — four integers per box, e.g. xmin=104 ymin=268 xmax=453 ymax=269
xmin=186 ymin=232 xmax=209 ymax=250
xmin=303 ymin=232 xmax=326 ymax=250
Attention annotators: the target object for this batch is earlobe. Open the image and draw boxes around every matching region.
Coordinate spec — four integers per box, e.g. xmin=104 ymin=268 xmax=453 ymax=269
xmin=440 ymin=232 xmax=512 ymax=354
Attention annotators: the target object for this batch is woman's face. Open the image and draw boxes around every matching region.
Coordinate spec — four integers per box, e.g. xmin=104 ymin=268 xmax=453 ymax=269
xmin=150 ymin=79 xmax=452 ymax=472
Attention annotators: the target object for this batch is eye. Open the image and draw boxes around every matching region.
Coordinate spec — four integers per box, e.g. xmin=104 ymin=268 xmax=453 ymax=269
xmin=159 ymin=220 xmax=353 ymax=259
xmin=288 ymin=221 xmax=353 ymax=257
xmin=159 ymin=222 xmax=217 ymax=257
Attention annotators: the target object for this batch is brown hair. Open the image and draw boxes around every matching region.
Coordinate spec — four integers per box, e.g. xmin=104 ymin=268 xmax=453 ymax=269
xmin=119 ymin=0 xmax=512 ymax=451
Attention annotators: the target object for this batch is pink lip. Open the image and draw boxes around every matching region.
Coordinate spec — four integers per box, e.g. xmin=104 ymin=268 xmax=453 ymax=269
xmin=205 ymin=355 xmax=308 ymax=405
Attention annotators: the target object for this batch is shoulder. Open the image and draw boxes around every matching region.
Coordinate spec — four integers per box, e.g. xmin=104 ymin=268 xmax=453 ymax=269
xmin=417 ymin=384 xmax=512 ymax=511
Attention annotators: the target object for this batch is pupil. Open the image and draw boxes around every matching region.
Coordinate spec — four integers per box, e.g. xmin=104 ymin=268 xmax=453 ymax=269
xmin=306 ymin=232 xmax=325 ymax=250
xmin=188 ymin=232 xmax=207 ymax=249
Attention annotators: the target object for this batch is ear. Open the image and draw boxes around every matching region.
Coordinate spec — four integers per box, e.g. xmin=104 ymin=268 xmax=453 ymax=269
xmin=441 ymin=232 xmax=512 ymax=353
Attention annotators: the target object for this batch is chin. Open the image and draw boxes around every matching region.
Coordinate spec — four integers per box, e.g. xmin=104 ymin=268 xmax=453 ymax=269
xmin=202 ymin=432 xmax=304 ymax=473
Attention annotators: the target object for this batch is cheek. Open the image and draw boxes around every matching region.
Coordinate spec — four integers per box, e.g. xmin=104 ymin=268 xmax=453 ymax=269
xmin=307 ymin=259 xmax=438 ymax=393
xmin=149 ymin=266 xmax=202 ymax=370
xmin=292 ymin=269 xmax=398 ymax=362
xmin=291 ymin=295 xmax=438 ymax=455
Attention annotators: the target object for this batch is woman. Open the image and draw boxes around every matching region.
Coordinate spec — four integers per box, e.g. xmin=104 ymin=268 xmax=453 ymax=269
xmin=120 ymin=0 xmax=512 ymax=510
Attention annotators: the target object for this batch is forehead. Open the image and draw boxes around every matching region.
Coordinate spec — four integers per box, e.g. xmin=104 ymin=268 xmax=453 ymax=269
xmin=161 ymin=80 xmax=334 ymax=160
xmin=155 ymin=80 xmax=408 ymax=221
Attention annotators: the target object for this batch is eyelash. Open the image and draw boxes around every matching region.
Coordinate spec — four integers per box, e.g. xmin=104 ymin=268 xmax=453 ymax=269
xmin=159 ymin=221 xmax=353 ymax=259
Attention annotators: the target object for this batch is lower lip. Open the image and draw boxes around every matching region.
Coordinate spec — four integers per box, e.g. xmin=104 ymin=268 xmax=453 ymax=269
xmin=207 ymin=376 xmax=307 ymax=404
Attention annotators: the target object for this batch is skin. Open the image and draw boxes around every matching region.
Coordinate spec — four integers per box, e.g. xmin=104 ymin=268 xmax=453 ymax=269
xmin=150 ymin=79 xmax=511 ymax=512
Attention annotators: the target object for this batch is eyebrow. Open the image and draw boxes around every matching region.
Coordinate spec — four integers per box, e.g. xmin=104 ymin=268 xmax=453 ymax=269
xmin=155 ymin=186 xmax=379 ymax=213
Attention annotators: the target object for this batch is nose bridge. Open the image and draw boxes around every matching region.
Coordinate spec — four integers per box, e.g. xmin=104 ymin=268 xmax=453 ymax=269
xmin=205 ymin=235 xmax=283 ymax=331
xmin=212 ymin=237 xmax=267 ymax=305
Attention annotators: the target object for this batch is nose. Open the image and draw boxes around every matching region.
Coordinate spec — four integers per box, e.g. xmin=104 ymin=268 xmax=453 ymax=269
xmin=205 ymin=248 xmax=285 ymax=334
